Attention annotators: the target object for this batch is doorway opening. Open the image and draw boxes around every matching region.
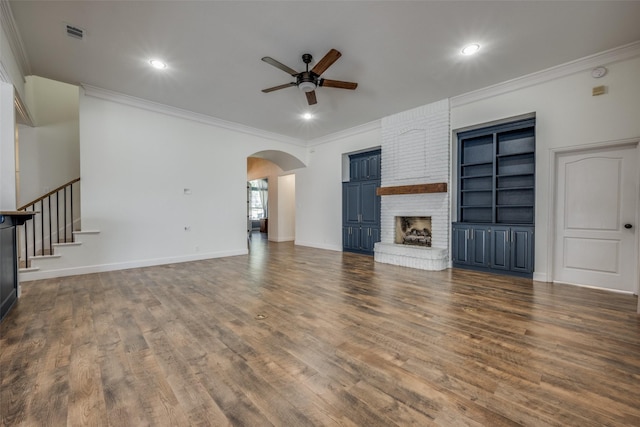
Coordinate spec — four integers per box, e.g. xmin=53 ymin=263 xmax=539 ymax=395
xmin=248 ymin=178 xmax=268 ymax=234
xmin=247 ymin=151 xmax=303 ymax=244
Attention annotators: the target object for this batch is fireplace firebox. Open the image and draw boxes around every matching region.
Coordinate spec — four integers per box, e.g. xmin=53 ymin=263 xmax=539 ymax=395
xmin=395 ymin=216 xmax=432 ymax=247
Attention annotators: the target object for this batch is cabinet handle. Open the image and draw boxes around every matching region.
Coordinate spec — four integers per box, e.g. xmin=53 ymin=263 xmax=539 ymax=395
xmin=470 ymin=229 xmax=474 ymax=240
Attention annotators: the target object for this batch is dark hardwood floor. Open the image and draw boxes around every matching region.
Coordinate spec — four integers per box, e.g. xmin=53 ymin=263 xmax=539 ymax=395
xmin=2 ymin=232 xmax=639 ymax=426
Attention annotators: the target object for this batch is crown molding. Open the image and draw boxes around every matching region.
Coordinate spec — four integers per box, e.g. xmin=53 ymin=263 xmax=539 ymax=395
xmin=14 ymin=89 xmax=33 ymax=126
xmin=0 ymin=61 xmax=10 ymax=84
xmin=308 ymin=119 xmax=381 ymax=147
xmin=81 ymin=84 xmax=306 ymax=147
xmin=451 ymin=40 xmax=640 ymax=108
xmin=0 ymin=0 xmax=31 ymax=78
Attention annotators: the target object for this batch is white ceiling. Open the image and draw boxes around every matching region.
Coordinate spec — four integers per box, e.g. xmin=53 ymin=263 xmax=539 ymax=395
xmin=8 ymin=1 xmax=640 ymax=141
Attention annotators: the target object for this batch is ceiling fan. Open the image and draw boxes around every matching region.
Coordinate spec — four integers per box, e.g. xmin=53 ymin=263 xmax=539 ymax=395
xmin=261 ymin=49 xmax=358 ymax=106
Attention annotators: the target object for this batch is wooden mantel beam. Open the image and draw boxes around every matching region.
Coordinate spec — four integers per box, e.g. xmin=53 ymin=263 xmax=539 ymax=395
xmin=376 ymin=183 xmax=448 ymax=196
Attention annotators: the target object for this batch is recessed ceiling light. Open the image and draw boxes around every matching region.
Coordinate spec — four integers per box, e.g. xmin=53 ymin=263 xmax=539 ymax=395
xmin=149 ymin=59 xmax=167 ymax=69
xmin=302 ymin=112 xmax=314 ymax=120
xmin=461 ymin=43 xmax=481 ymax=56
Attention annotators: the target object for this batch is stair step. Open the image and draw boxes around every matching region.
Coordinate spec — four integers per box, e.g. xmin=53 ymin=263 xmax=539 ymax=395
xmin=31 ymin=254 xmax=62 ymax=260
xmin=19 ymin=266 xmax=40 ymax=273
xmin=73 ymin=230 xmax=100 ymax=235
xmin=53 ymin=242 xmax=82 ymax=248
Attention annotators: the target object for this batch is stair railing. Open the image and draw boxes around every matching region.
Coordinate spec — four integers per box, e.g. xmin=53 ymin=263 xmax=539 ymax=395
xmin=17 ymin=178 xmax=80 ymax=268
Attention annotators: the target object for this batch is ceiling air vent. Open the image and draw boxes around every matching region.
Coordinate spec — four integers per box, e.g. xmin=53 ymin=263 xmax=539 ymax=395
xmin=65 ymin=24 xmax=84 ymax=40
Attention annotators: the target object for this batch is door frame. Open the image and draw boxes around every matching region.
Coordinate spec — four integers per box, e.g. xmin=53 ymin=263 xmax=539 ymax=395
xmin=547 ymin=137 xmax=640 ymax=294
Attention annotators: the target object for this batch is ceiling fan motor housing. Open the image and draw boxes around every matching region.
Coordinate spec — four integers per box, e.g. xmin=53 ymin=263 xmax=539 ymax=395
xmin=297 ymin=71 xmax=318 ymax=92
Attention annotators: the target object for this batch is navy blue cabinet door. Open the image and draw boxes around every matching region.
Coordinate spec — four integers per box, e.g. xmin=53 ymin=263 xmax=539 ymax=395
xmin=470 ymin=226 xmax=491 ymax=267
xmin=360 ymin=181 xmax=380 ymax=225
xmin=452 ymin=224 xmax=490 ymax=267
xmin=510 ymin=226 xmax=534 ymax=273
xmin=343 ymin=182 xmax=361 ymax=224
xmin=452 ymin=224 xmax=471 ymax=264
xmin=349 ymin=151 xmax=381 ymax=181
xmin=343 ymin=226 xmax=360 ymax=250
xmin=489 ymin=226 xmax=533 ymax=273
xmin=490 ymin=226 xmax=510 ymax=271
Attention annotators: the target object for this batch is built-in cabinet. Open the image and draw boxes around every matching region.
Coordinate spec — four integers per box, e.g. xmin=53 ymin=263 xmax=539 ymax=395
xmin=1 ymin=212 xmax=35 ymax=322
xmin=453 ymin=118 xmax=535 ymax=277
xmin=343 ymin=150 xmax=381 ymax=255
xmin=452 ymin=223 xmax=534 ymax=276
xmin=349 ymin=151 xmax=380 ymax=182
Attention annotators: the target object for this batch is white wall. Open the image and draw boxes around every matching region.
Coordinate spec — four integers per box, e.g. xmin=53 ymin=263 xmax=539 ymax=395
xmin=295 ymin=125 xmax=381 ymax=251
xmin=18 ymin=76 xmax=79 ymax=206
xmin=451 ymin=55 xmax=640 ymax=282
xmin=75 ymin=91 xmax=307 ymax=273
xmin=0 ymin=11 xmax=21 ymax=210
xmin=0 ymin=80 xmax=16 ymax=209
xmin=277 ymin=174 xmax=295 ymax=242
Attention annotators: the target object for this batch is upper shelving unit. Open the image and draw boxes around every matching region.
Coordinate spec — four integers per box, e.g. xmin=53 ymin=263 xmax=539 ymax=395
xmin=457 ymin=118 xmax=535 ymax=224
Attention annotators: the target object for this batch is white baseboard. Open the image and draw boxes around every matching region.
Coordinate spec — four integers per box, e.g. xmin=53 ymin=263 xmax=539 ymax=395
xmin=533 ymin=272 xmax=549 ymax=282
xmin=551 ymin=280 xmax=635 ymax=295
xmin=269 ymin=236 xmax=295 ymax=242
xmin=20 ymin=249 xmax=248 ymax=282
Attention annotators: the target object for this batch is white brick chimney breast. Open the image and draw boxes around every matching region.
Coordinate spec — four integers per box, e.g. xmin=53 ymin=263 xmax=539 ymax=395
xmin=374 ymin=99 xmax=450 ymax=270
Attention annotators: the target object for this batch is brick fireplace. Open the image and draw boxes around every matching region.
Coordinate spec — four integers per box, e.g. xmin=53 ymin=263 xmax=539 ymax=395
xmin=374 ymin=99 xmax=450 ymax=270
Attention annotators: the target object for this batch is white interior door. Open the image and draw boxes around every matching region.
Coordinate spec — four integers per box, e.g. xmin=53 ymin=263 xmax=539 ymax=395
xmin=554 ymin=144 xmax=638 ymax=292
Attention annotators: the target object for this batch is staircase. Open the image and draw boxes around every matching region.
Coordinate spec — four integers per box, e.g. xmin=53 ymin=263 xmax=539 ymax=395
xmin=17 ymin=178 xmax=101 ymax=281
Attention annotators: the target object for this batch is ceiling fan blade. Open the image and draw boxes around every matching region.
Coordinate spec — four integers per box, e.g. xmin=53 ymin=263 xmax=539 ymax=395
xmin=261 ymin=57 xmax=299 ymax=76
xmin=262 ymin=82 xmax=296 ymax=93
xmin=311 ymin=49 xmax=341 ymax=76
xmin=306 ymin=91 xmax=317 ymax=105
xmin=320 ymin=79 xmax=358 ymax=90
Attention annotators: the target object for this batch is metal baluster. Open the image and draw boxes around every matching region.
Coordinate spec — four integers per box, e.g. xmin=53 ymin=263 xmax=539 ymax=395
xmin=40 ymin=200 xmax=44 ymax=256
xmin=70 ymin=183 xmax=74 ymax=240
xmin=24 ymin=219 xmax=29 ymax=268
xmin=56 ymin=191 xmax=60 ymax=243
xmin=64 ymin=187 xmax=68 ymax=242
xmin=31 ymin=206 xmax=36 ymax=259
xmin=48 ymin=195 xmax=52 ymax=254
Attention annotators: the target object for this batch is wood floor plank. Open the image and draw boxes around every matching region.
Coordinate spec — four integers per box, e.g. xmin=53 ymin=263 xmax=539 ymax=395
xmin=2 ymin=233 xmax=639 ymax=426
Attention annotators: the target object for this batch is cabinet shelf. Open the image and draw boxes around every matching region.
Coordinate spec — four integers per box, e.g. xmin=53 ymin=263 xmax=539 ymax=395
xmin=496 ymin=172 xmax=534 ymax=178
xmin=461 ymin=174 xmax=493 ymax=179
xmin=461 ymin=160 xmax=493 ymax=167
xmin=496 ymin=186 xmax=533 ymax=191
xmin=496 ymin=151 xmax=534 ymax=158
xmin=461 ymin=189 xmax=492 ymax=193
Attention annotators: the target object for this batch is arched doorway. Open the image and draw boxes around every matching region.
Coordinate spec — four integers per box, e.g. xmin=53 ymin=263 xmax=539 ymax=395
xmin=247 ymin=150 xmax=305 ymax=243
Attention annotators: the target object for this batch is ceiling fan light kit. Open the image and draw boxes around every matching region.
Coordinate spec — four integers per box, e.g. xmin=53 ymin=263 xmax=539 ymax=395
xmin=261 ymin=49 xmax=358 ymax=105
xmin=297 ymin=80 xmax=316 ymax=93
